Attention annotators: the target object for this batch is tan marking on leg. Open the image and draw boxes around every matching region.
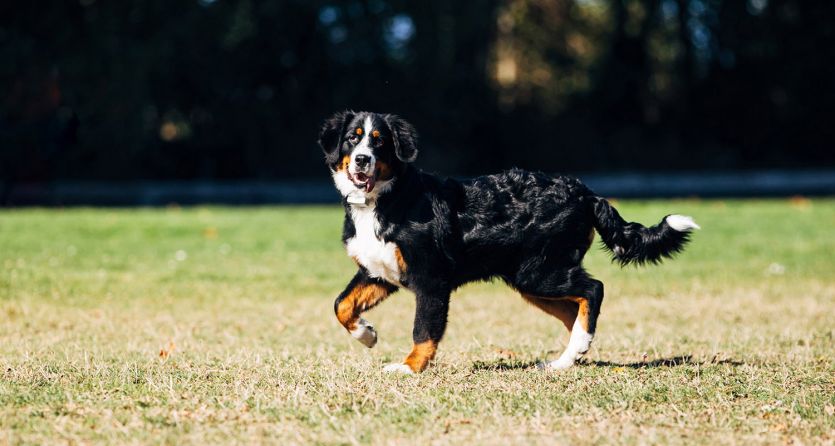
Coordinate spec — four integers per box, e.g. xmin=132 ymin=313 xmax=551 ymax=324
xmin=524 ymin=294 xmax=595 ymax=370
xmin=568 ymin=297 xmax=591 ymax=332
xmin=521 ymin=294 xmax=578 ymax=331
xmin=336 ymin=283 xmax=393 ymax=332
xmin=403 ymin=340 xmax=437 ymax=372
xmin=394 ymin=246 xmax=407 ymax=273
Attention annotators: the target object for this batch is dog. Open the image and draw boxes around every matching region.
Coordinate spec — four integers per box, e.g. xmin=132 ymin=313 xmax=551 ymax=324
xmin=318 ymin=110 xmax=699 ymax=374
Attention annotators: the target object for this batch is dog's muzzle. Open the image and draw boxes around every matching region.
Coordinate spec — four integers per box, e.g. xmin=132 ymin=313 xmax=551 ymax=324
xmin=348 ymin=154 xmax=377 ymax=193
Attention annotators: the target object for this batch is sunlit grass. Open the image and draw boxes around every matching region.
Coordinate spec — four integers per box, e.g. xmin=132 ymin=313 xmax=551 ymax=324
xmin=1 ymin=200 xmax=833 ymax=445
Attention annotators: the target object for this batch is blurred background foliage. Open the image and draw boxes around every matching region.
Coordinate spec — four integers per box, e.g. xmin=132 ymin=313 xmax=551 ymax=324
xmin=1 ymin=0 xmax=833 ymax=183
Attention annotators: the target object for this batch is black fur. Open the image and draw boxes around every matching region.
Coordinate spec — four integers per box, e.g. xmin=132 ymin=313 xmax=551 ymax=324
xmin=318 ymin=110 xmax=355 ymax=166
xmin=592 ymin=198 xmax=692 ymax=265
xmin=383 ymin=114 xmax=419 ymax=162
xmin=320 ymin=111 xmax=696 ymax=369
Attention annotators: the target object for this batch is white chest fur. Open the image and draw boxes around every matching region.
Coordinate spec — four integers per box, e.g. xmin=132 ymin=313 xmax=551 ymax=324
xmin=345 ymin=205 xmax=403 ymax=286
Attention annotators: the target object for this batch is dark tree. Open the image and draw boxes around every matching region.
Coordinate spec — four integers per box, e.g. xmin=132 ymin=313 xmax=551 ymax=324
xmin=1 ymin=0 xmax=833 ymax=188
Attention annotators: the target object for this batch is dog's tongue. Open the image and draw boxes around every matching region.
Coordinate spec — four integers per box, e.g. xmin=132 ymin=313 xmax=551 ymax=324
xmin=353 ymin=172 xmax=376 ymax=193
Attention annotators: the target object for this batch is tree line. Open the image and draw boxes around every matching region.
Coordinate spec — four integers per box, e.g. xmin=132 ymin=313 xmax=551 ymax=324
xmin=1 ymin=0 xmax=833 ymax=184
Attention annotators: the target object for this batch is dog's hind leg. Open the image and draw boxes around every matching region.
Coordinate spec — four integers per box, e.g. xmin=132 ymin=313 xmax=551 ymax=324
xmin=518 ymin=267 xmax=604 ymax=370
xmin=521 ymin=294 xmax=578 ymax=333
xmin=334 ymin=271 xmax=398 ymax=348
xmin=548 ymin=295 xmax=598 ymax=369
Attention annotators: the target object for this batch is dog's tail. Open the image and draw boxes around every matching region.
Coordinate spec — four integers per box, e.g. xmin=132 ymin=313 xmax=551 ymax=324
xmin=589 ymin=196 xmax=699 ymax=266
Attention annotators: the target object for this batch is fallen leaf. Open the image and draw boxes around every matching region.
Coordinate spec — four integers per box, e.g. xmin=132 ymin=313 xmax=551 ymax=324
xmin=493 ymin=348 xmax=517 ymax=359
xmin=789 ymin=196 xmax=811 ymax=210
xmin=159 ymin=341 xmax=176 ymax=360
xmin=443 ymin=418 xmax=473 ymax=434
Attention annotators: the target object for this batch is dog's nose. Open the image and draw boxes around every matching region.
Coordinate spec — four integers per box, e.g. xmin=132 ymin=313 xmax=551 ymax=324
xmin=354 ymin=154 xmax=371 ymax=168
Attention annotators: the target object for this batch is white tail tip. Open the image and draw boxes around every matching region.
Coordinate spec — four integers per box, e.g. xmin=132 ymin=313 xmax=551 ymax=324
xmin=666 ymin=215 xmax=700 ymax=232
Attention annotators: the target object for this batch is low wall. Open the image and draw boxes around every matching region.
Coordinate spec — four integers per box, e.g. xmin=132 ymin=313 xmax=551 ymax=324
xmin=3 ymin=170 xmax=834 ymax=206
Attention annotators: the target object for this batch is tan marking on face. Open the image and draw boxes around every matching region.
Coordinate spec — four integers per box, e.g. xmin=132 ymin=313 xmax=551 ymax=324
xmin=355 ymin=127 xmax=363 ymax=135
xmin=375 ymin=160 xmax=393 ymax=181
xmin=403 ymin=340 xmax=437 ymax=372
xmin=371 ymin=130 xmax=380 ymax=138
xmin=394 ymin=246 xmax=407 ymax=273
xmin=336 ymin=283 xmax=393 ymax=331
xmin=335 ymin=154 xmax=351 ymax=172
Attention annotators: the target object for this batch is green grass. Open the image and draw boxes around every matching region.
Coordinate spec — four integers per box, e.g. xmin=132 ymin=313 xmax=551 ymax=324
xmin=1 ymin=200 xmax=833 ymax=445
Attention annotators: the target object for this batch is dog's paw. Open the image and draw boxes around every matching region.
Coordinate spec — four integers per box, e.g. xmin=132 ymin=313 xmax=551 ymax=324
xmin=542 ymin=356 xmax=576 ymax=371
xmin=350 ymin=319 xmax=377 ymax=348
xmin=383 ymin=363 xmax=414 ymax=374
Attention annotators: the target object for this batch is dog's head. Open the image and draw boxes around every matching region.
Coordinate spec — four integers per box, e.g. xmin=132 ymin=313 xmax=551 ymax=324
xmin=318 ymin=111 xmax=417 ymax=198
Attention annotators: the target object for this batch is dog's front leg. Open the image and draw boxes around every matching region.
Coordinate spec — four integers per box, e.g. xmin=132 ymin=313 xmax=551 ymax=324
xmin=334 ymin=270 xmax=398 ymax=348
xmin=384 ymin=289 xmax=450 ymax=374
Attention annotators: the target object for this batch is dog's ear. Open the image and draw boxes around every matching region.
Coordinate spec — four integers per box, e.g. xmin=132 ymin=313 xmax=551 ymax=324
xmin=384 ymin=114 xmax=418 ymax=163
xmin=318 ymin=110 xmax=354 ymax=166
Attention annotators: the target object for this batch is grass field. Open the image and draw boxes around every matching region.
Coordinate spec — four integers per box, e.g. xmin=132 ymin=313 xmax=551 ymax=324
xmin=1 ymin=199 xmax=833 ymax=445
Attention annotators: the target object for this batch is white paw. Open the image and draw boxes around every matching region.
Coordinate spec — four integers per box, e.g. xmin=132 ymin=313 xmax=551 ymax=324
xmin=350 ymin=319 xmax=377 ymax=348
xmin=383 ymin=363 xmax=414 ymax=374
xmin=567 ymin=323 xmax=593 ymax=357
xmin=545 ymin=355 xmax=576 ymax=370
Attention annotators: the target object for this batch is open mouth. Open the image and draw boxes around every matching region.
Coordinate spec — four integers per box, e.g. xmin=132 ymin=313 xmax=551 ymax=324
xmin=348 ymin=170 xmax=377 ymax=193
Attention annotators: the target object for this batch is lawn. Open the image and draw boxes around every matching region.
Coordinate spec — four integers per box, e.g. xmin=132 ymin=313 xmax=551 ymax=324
xmin=1 ymin=200 xmax=833 ymax=445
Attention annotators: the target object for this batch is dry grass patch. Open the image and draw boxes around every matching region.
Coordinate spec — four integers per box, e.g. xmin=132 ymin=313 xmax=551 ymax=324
xmin=1 ymin=201 xmax=833 ymax=444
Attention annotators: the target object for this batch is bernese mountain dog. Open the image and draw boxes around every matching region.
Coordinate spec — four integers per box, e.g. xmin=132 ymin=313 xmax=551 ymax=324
xmin=318 ymin=110 xmax=699 ymax=374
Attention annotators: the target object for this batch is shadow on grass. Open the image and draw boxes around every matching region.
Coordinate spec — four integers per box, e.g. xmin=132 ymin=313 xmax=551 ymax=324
xmin=589 ymin=355 xmax=743 ymax=368
xmin=471 ymin=360 xmax=542 ymax=371
xmin=471 ymin=355 xmax=744 ymax=371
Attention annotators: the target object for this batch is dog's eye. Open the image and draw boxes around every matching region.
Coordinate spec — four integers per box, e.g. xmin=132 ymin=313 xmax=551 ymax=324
xmin=348 ymin=134 xmax=358 ymax=144
xmin=373 ymin=137 xmax=384 ymax=147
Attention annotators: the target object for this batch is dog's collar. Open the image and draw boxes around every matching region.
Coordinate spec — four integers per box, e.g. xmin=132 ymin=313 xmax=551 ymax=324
xmin=346 ymin=191 xmax=369 ymax=207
